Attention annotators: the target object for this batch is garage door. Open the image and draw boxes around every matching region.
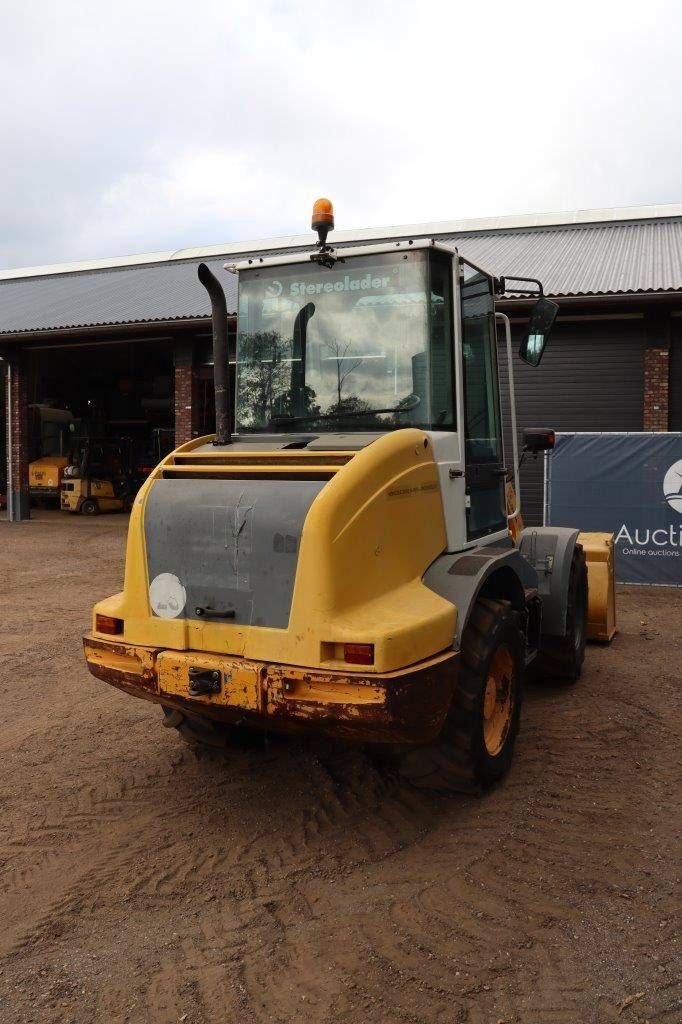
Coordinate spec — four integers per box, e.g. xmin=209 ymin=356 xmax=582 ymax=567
xmin=498 ymin=318 xmax=644 ymax=525
xmin=670 ymin=320 xmax=682 ymax=430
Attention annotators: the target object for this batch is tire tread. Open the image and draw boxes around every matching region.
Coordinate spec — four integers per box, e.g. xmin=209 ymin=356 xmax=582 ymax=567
xmin=397 ymin=597 xmax=523 ymax=795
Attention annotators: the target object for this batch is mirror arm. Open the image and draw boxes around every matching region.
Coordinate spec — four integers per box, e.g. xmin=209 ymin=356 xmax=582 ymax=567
xmin=501 ymin=275 xmax=544 ymax=296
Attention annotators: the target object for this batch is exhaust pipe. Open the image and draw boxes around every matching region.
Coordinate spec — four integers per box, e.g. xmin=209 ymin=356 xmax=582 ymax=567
xmin=292 ymin=302 xmax=315 ymax=417
xmin=197 ymin=262 xmax=231 ymax=446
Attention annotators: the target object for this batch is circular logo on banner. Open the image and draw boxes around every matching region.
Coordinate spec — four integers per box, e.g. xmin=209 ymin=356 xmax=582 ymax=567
xmin=149 ymin=573 xmax=187 ymax=618
xmin=265 ymin=279 xmax=283 ymax=298
xmin=663 ymin=460 xmax=682 ymax=514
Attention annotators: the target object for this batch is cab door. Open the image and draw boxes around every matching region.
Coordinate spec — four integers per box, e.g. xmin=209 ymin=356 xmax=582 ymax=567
xmin=460 ymin=260 xmax=507 ymax=541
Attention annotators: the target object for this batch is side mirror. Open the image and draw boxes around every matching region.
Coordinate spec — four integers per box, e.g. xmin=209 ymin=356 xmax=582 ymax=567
xmin=519 ymin=297 xmax=559 ymax=366
xmin=523 ymin=427 xmax=555 ymax=453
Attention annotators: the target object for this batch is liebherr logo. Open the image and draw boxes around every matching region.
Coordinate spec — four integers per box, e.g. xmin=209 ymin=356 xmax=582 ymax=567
xmin=663 ymin=459 xmax=682 ymax=514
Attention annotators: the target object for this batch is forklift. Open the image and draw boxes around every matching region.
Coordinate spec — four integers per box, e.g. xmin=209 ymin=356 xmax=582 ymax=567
xmin=83 ymin=199 xmax=615 ymax=793
xmin=61 ymin=437 xmax=136 ymax=515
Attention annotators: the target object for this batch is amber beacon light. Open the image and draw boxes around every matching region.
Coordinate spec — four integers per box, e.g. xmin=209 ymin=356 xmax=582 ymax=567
xmin=312 ymin=197 xmax=334 ymax=246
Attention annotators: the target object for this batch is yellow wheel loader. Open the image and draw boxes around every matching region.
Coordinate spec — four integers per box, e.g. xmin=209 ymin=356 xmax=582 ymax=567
xmin=84 ymin=199 xmax=615 ymax=792
xmin=28 ymin=404 xmax=75 ymax=506
xmin=30 ymin=455 xmax=69 ymax=504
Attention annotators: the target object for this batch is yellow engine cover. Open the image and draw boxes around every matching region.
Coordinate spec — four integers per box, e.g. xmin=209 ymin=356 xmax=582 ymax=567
xmin=91 ymin=429 xmax=458 ymax=674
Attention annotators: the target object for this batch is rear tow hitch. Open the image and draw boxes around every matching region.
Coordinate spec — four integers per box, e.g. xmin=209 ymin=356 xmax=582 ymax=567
xmin=188 ymin=668 xmax=222 ymax=697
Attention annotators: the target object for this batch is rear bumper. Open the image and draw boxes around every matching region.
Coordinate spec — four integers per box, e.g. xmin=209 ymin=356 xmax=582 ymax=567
xmin=83 ymin=635 xmax=457 ymax=745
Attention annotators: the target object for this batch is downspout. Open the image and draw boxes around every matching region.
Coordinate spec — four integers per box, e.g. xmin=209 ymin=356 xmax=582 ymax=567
xmin=0 ymin=357 xmax=12 ymax=521
xmin=197 ymin=263 xmax=231 ymax=446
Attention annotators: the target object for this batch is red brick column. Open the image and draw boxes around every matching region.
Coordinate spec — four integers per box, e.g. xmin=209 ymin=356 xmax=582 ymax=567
xmin=643 ymin=344 xmax=670 ymax=431
xmin=5 ymin=352 xmax=30 ymax=519
xmin=173 ymin=339 xmax=200 ymax=447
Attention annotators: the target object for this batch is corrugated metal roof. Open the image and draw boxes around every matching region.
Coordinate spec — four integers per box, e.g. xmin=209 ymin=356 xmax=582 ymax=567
xmin=0 ymin=256 xmax=234 ymax=336
xmin=1 ymin=214 xmax=681 ymax=337
xmin=448 ymin=220 xmax=682 ymax=298
xmin=4 ymin=201 xmax=681 ymax=282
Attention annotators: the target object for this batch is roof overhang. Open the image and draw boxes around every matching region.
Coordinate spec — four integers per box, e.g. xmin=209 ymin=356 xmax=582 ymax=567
xmin=2 ymin=288 xmax=681 ymax=351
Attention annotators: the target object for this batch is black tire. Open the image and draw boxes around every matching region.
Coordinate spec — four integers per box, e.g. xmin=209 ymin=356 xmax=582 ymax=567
xmin=535 ymin=544 xmax=588 ymax=684
xmin=161 ymin=706 xmax=260 ymax=752
xmin=80 ymin=498 xmax=100 ymax=516
xmin=396 ymin=598 xmax=524 ymax=794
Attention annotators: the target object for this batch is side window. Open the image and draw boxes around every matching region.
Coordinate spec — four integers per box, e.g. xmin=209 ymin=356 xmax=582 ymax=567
xmin=460 ymin=261 xmax=506 ymax=539
xmin=461 ymin=263 xmax=502 ymax=462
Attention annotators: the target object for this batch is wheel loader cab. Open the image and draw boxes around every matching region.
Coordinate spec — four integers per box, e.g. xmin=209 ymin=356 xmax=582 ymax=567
xmin=234 ymin=243 xmax=511 ymax=554
xmin=83 ymin=199 xmax=612 ymax=794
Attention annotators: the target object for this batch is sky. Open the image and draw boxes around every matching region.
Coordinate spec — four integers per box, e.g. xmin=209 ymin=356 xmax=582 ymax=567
xmin=1 ymin=0 xmax=681 ymax=271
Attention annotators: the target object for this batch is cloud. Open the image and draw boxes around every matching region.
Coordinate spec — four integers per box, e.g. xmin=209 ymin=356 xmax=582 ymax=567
xmin=1 ymin=0 xmax=681 ymax=269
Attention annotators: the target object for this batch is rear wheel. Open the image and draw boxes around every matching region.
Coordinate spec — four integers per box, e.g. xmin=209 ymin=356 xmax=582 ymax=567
xmin=80 ymin=498 xmax=100 ymax=516
xmin=535 ymin=544 xmax=588 ymax=684
xmin=396 ymin=598 xmax=524 ymax=793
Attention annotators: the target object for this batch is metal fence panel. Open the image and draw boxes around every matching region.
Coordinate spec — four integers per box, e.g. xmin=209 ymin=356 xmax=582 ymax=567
xmin=546 ymin=432 xmax=682 ymax=586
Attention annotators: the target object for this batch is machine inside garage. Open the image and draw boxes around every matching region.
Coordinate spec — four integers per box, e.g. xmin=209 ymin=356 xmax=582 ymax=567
xmin=1 ymin=203 xmax=681 ymax=521
xmin=13 ymin=338 xmax=176 ymax=513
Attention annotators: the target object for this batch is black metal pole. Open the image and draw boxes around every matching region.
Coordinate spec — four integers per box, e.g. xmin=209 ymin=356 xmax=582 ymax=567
xmin=197 ymin=263 xmax=231 ymax=446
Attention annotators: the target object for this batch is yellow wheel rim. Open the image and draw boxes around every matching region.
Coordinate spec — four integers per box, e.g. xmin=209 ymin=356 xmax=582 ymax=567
xmin=483 ymin=646 xmax=515 ymax=756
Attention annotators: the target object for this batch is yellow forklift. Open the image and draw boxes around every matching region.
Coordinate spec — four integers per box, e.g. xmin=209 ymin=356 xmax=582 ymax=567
xmin=83 ymin=199 xmax=615 ymax=793
xmin=61 ymin=437 xmax=136 ymax=515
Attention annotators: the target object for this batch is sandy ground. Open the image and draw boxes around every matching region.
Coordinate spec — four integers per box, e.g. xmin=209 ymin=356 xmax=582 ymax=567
xmin=0 ymin=511 xmax=680 ymax=1024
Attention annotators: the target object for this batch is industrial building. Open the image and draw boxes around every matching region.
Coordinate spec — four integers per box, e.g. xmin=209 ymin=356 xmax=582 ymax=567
xmin=2 ymin=202 xmax=681 ymax=522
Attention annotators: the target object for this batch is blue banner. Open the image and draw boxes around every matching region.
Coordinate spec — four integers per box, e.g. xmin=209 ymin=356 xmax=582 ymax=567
xmin=546 ymin=433 xmax=682 ymax=586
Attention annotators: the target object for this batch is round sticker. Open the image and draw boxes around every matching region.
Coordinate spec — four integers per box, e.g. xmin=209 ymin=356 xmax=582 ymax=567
xmin=149 ymin=573 xmax=187 ymax=619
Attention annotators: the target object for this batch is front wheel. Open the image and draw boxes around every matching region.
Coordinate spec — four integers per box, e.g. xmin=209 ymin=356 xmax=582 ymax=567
xmin=396 ymin=598 xmax=524 ymax=793
xmin=535 ymin=544 xmax=588 ymax=684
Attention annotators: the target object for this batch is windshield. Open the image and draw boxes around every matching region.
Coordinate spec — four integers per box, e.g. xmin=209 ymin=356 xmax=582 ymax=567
xmin=235 ymin=249 xmax=455 ymax=433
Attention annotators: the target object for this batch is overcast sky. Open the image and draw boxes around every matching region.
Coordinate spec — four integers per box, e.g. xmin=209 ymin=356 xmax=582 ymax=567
xmin=1 ymin=0 xmax=681 ymax=270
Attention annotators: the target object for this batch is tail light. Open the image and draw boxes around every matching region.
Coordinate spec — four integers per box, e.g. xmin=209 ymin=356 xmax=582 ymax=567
xmin=343 ymin=643 xmax=374 ymax=665
xmin=95 ymin=614 xmax=123 ymax=636
xmin=523 ymin=427 xmax=556 ymax=453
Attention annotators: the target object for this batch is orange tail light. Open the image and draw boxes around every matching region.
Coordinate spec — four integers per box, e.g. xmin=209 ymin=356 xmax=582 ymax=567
xmin=344 ymin=643 xmax=374 ymax=666
xmin=95 ymin=614 xmax=123 ymax=636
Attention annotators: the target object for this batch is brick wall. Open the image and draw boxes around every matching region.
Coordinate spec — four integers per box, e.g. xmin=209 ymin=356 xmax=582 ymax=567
xmin=174 ymin=339 xmax=199 ymax=447
xmin=643 ymin=343 xmax=670 ymax=431
xmin=5 ymin=353 xmax=30 ymax=519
